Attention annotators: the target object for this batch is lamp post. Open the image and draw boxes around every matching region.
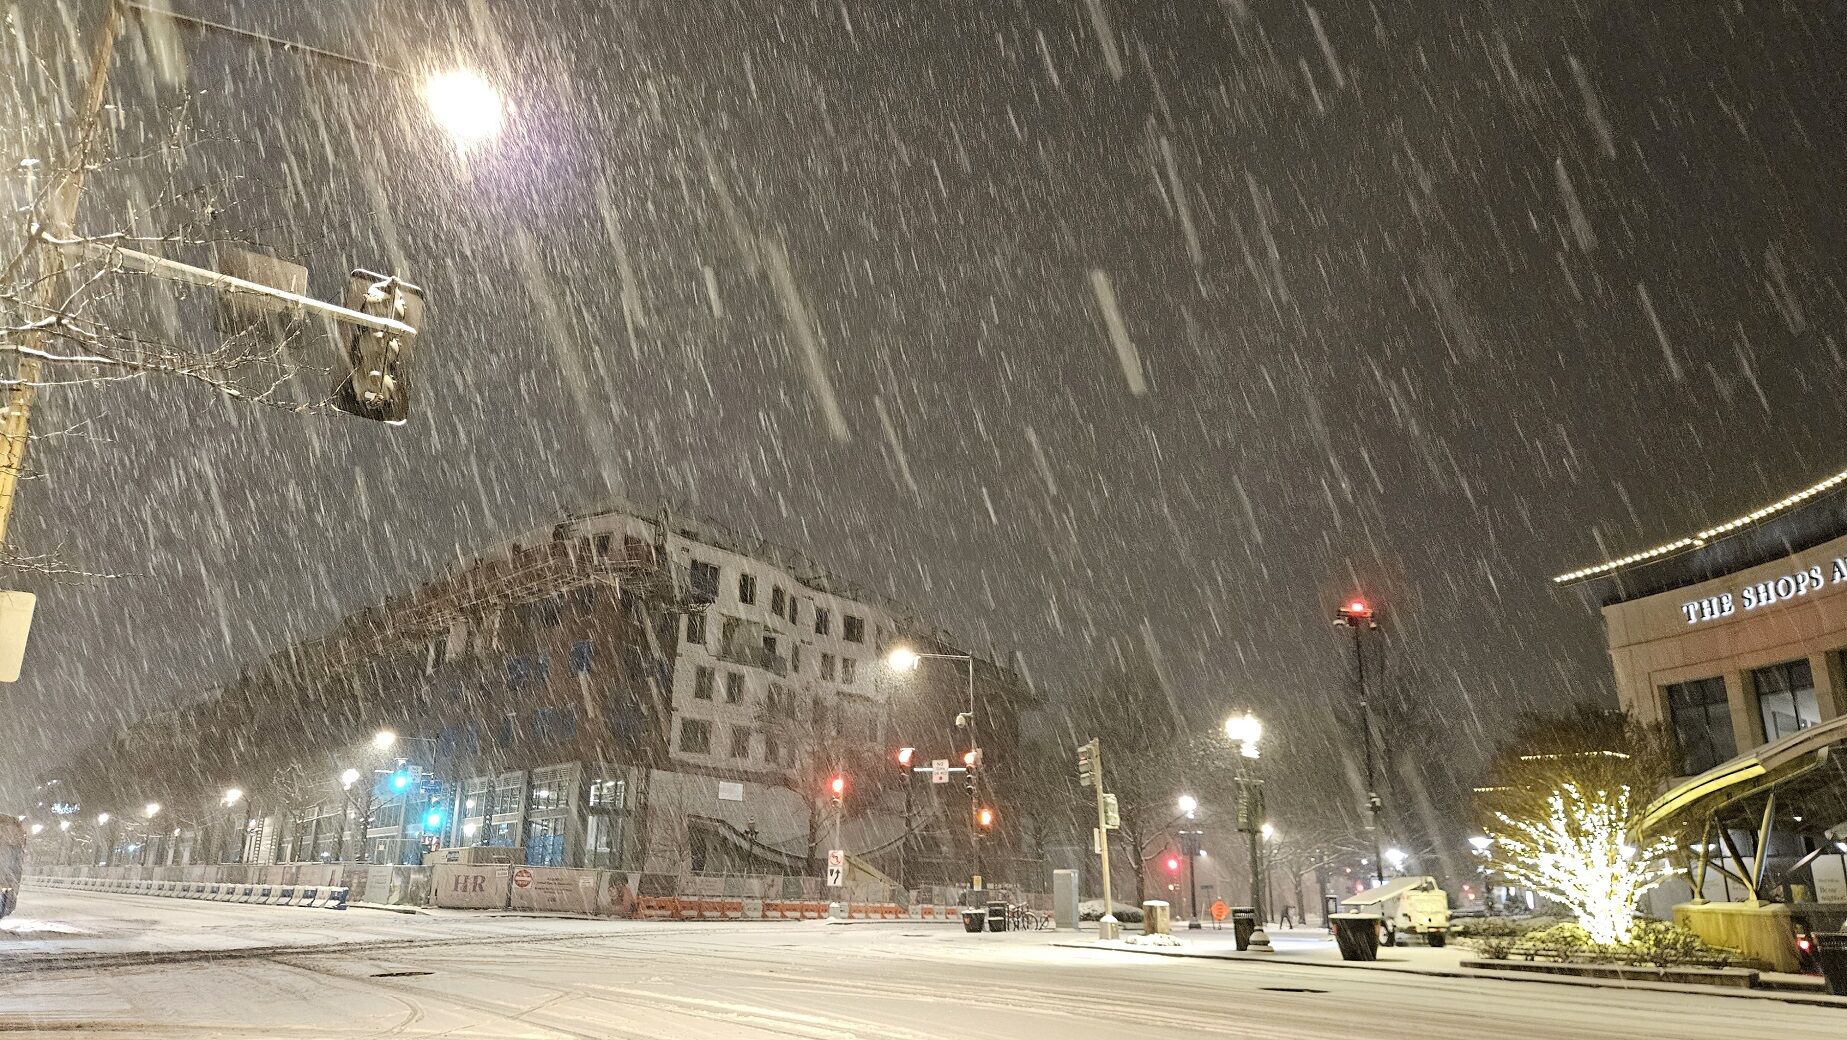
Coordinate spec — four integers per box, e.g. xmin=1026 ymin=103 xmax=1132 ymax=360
xmin=1469 ymin=835 xmax=1493 ymax=910
xmin=888 ymin=645 xmax=984 ymax=887
xmin=1334 ymin=599 xmax=1387 ymax=886
xmin=1177 ymin=794 xmax=1203 ymax=930
xmin=1223 ymin=712 xmax=1273 ymax=953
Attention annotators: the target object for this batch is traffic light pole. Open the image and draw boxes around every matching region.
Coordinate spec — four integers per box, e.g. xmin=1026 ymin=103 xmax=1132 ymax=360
xmin=1187 ymin=845 xmax=1200 ymax=930
xmin=1088 ymin=740 xmax=1118 ymax=940
xmin=1353 ymin=623 xmax=1386 ymax=886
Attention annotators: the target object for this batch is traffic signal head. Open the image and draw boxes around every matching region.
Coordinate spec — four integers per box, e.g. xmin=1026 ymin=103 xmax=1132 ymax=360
xmin=976 ymin=807 xmax=994 ymax=829
xmin=1166 ymin=854 xmax=1182 ymax=873
xmin=897 ymin=747 xmax=915 ymax=768
xmin=963 ymin=748 xmax=983 ymax=769
xmin=333 ymin=269 xmax=425 ymax=423
xmin=829 ymin=775 xmax=845 ymax=803
xmin=424 ymin=807 xmax=444 ymax=829
xmin=391 ymin=769 xmax=412 ymax=791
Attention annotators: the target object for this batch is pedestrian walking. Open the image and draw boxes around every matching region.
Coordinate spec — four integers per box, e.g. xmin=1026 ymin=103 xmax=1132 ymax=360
xmin=1278 ymin=904 xmax=1294 ymax=929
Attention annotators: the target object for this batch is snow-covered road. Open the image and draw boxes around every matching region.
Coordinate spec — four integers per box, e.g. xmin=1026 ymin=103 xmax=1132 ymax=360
xmin=1 ymin=890 xmax=1840 ymax=1037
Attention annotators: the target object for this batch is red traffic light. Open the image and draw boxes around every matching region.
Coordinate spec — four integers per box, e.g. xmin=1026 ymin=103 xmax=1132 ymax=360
xmin=896 ymin=747 xmax=915 ymax=768
xmin=963 ymin=748 xmax=983 ymax=769
xmin=829 ymin=775 xmax=845 ymax=799
xmin=1347 ymin=600 xmax=1369 ymax=614
xmin=976 ymin=807 xmax=994 ymax=829
xmin=1165 ymin=854 xmax=1182 ymax=873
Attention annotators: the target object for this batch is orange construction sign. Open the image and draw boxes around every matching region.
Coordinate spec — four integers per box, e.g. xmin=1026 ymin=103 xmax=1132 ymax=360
xmin=1209 ymin=899 xmax=1229 ymax=922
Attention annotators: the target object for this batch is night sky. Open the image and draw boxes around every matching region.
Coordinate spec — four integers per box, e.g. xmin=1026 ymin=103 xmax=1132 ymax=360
xmin=3 ymin=0 xmax=1843 ymax=806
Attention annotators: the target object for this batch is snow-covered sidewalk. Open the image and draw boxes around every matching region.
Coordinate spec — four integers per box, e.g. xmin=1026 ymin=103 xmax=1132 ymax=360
xmin=1051 ymin=924 xmax=1843 ymax=1007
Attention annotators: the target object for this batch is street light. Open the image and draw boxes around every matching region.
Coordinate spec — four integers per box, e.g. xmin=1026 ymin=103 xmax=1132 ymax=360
xmin=886 ymin=647 xmax=921 ymax=671
xmin=340 ymin=768 xmax=362 ymax=788
xmin=372 ymin=729 xmax=398 ymax=751
xmin=57 ymin=820 xmax=70 ymax=832
xmin=1224 ymin=713 xmax=1263 ymax=758
xmin=1468 ymin=835 xmax=1492 ymax=854
xmin=28 ymin=822 xmax=42 ymax=835
xmin=886 ymin=642 xmax=985 ymax=886
xmin=424 ymin=69 xmax=505 ymax=151
xmin=1385 ymin=847 xmax=1408 ymax=873
xmin=1177 ymin=794 xmax=1199 ymax=818
xmin=95 ymin=812 xmax=110 ymax=825
xmin=1223 ymin=712 xmax=1273 ymax=953
xmin=1334 ymin=597 xmax=1387 ymax=885
xmin=1176 ymin=795 xmax=1203 ymax=931
xmin=143 ymin=802 xmax=161 ymax=819
xmin=221 ymin=788 xmax=243 ymax=807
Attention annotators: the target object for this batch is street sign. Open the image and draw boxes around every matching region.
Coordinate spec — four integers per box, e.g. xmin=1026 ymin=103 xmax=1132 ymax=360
xmin=512 ymin=867 xmax=533 ymax=890
xmin=827 ymin=849 xmax=844 ymax=868
xmin=1210 ymin=899 xmax=1229 ymax=922
xmin=1092 ymin=827 xmax=1103 ymax=855
xmin=1102 ymin=793 xmax=1120 ymax=830
xmin=1179 ymin=830 xmax=1203 ymax=857
xmin=826 ymin=849 xmax=845 ymax=886
xmin=931 ymin=759 xmax=950 ymax=784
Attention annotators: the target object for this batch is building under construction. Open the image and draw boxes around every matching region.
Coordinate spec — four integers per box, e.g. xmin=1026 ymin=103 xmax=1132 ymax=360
xmin=44 ymin=502 xmax=1036 ymax=889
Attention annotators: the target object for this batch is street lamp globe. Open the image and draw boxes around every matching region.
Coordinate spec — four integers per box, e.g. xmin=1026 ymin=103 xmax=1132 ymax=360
xmin=372 ymin=729 xmax=398 ymax=751
xmin=424 ymin=69 xmax=504 ymax=150
xmin=58 ymin=820 xmax=71 ymax=832
xmin=340 ymin=768 xmax=362 ymax=789
xmin=1468 ymin=835 xmax=1492 ymax=854
xmin=1385 ymin=847 xmax=1408 ymax=870
xmin=29 ymin=822 xmax=43 ymax=835
xmin=1224 ymin=712 xmax=1263 ymax=756
xmin=886 ymin=647 xmax=921 ymax=671
xmin=95 ymin=812 xmax=110 ymax=825
xmin=1176 ymin=794 xmax=1198 ymax=817
xmin=143 ymin=802 xmax=161 ymax=819
xmin=222 ymin=788 xmax=244 ymax=808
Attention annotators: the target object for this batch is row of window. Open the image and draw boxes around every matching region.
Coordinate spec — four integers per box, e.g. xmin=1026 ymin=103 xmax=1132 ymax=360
xmin=1665 ymin=656 xmax=1825 ymax=775
xmin=676 ymin=718 xmax=799 ymax=765
xmin=684 ymin=617 xmax=864 ymax=683
xmin=689 ymin=558 xmax=869 ymax=642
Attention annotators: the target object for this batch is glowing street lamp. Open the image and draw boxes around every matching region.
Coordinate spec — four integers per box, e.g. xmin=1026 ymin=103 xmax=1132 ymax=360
xmin=1176 ymin=794 xmax=1198 ymax=818
xmin=28 ymin=822 xmax=43 ymax=835
xmin=340 ymin=768 xmax=362 ymax=789
xmin=221 ymin=788 xmax=244 ymax=808
xmin=58 ymin=820 xmax=71 ymax=832
xmin=424 ymin=69 xmax=505 ymax=151
xmin=1385 ymin=847 xmax=1408 ymax=872
xmin=886 ymin=646 xmax=921 ymax=671
xmin=372 ymin=729 xmax=398 ymax=751
xmin=1469 ymin=835 xmax=1493 ymax=854
xmin=95 ymin=812 xmax=110 ymax=826
xmin=143 ymin=802 xmax=161 ymax=819
xmin=1223 ymin=712 xmax=1263 ymax=757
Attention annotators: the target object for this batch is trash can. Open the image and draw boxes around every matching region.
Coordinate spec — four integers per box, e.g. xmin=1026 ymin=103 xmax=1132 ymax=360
xmin=1814 ymin=932 xmax=1847 ymax=995
xmin=987 ymin=900 xmax=1010 ymax=933
xmin=1230 ymin=907 xmax=1257 ymax=951
xmin=1331 ymin=913 xmax=1382 ymax=961
xmin=962 ymin=907 xmax=986 ymax=933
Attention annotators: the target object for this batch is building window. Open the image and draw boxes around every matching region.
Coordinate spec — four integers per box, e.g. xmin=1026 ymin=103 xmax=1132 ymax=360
xmin=594 ymin=533 xmax=614 ymax=555
xmin=1665 ymin=677 xmax=1736 ymax=775
xmin=787 ymin=598 xmax=800 ymax=625
xmin=725 ymin=672 xmax=745 ymax=704
xmin=763 ymin=634 xmax=779 ymax=657
xmin=815 ymin=607 xmax=831 ymax=636
xmin=840 ymin=658 xmax=857 ymax=684
xmin=679 ymin=718 xmax=712 ymax=754
xmin=1753 ymin=659 xmax=1820 ymax=743
xmin=693 ymin=666 xmax=715 ymax=700
xmin=730 ymin=727 xmax=752 ymax=759
xmin=764 ymin=731 xmax=782 ymax=766
xmin=821 ymin=653 xmax=836 ymax=680
xmin=790 ymin=644 xmax=803 ymax=674
xmin=690 ymin=560 xmax=720 ymax=602
xmin=685 ymin=612 xmax=707 ymax=646
xmin=771 ymin=586 xmax=786 ymax=615
xmin=843 ymin=615 xmax=865 ymax=643
xmin=738 ymin=573 xmax=757 ymax=604
xmin=589 ymin=778 xmax=626 ymax=809
xmin=569 ymin=640 xmax=594 ymax=675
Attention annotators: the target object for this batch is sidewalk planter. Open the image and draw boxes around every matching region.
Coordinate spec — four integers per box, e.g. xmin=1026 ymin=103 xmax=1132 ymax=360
xmin=1331 ymin=913 xmax=1383 ymax=961
xmin=1459 ymin=958 xmax=1760 ymax=989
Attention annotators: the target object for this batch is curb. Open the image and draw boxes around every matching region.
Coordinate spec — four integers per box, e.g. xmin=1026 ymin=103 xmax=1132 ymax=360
xmin=1050 ymin=941 xmax=1847 ymax=1009
xmin=348 ymin=902 xmax=427 ymax=915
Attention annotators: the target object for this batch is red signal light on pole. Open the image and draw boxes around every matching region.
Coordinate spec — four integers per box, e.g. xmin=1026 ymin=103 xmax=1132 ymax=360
xmin=1166 ymin=854 xmax=1182 ymax=873
xmin=963 ymin=748 xmax=982 ymax=769
xmin=976 ymin=807 xmax=994 ymax=829
xmin=829 ymin=775 xmax=845 ymax=803
xmin=896 ymin=747 xmax=915 ymax=768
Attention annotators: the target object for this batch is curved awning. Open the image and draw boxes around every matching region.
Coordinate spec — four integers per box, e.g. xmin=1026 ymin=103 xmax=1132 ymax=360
xmin=1642 ymin=713 xmax=1847 ymax=833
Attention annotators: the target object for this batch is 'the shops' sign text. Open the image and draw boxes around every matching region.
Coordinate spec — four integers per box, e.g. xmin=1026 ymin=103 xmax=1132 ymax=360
xmin=1681 ymin=558 xmax=1847 ymax=624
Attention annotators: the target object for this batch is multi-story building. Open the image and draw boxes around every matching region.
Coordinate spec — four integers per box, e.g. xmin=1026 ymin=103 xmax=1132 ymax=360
xmin=46 ymin=503 xmax=1035 ymax=887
